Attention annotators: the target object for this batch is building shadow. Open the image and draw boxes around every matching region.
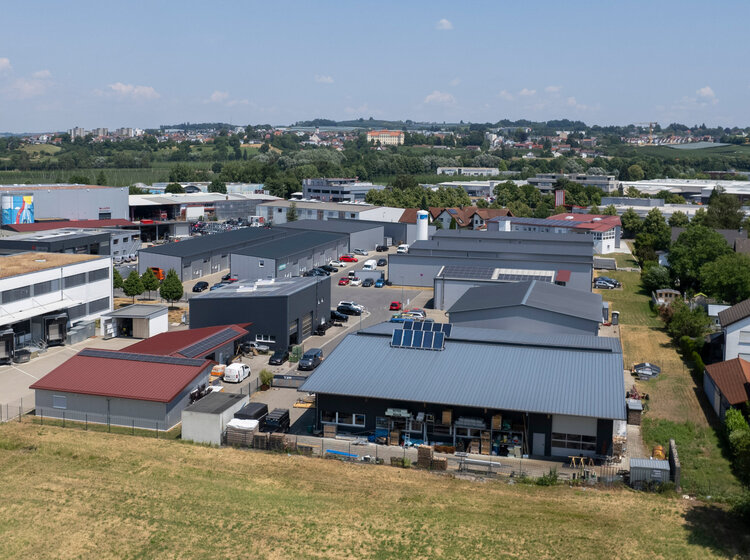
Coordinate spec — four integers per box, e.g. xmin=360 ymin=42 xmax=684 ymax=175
xmin=683 ymin=503 xmax=750 ymax=558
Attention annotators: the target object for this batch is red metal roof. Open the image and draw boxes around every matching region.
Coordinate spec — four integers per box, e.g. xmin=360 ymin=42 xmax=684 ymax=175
xmin=125 ymin=324 xmax=250 ymax=357
xmin=705 ymin=358 xmax=750 ymax=405
xmin=29 ymin=350 xmax=210 ymax=403
xmin=546 ymin=213 xmax=621 ymax=233
xmin=5 ymin=219 xmax=136 ymax=232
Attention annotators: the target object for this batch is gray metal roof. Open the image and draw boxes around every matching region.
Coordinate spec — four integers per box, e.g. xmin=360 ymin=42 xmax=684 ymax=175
xmin=629 ymin=458 xmax=669 ymax=470
xmin=301 ymin=326 xmax=625 ymax=420
xmin=103 ymin=304 xmax=168 ymax=318
xmin=140 ymin=227 xmax=283 ymax=258
xmin=193 ymin=276 xmax=327 ymax=299
xmin=448 ymin=280 xmax=603 ymax=323
xmin=232 ymin=231 xmax=345 ymax=259
xmin=410 ymin=238 xmax=594 ymax=259
xmin=183 ymin=392 xmax=246 ymax=414
xmin=433 ymin=228 xmax=594 ymax=245
xmin=277 ymin=219 xmax=384 ymax=234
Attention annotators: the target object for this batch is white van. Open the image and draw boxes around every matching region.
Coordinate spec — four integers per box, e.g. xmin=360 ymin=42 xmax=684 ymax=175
xmin=397 ymin=244 xmax=409 ymax=254
xmin=223 ymin=363 xmax=251 ymax=383
xmin=362 ymin=259 xmax=377 ymax=271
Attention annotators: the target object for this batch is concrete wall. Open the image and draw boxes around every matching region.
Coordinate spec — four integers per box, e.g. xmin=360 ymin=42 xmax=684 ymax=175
xmin=30 ymin=187 xmax=129 ymax=221
xmin=448 ymin=306 xmax=600 ymax=336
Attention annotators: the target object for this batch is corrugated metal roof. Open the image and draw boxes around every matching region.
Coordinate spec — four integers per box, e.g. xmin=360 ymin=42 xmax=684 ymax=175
xmin=301 ymin=328 xmax=625 ymax=420
xmin=5 ymin=219 xmax=135 ymax=232
xmin=718 ymin=299 xmax=750 ymax=328
xmin=193 ymin=276 xmax=326 ymax=299
xmin=140 ymin=227 xmax=282 ymax=258
xmin=232 ymin=231 xmax=345 ymax=259
xmin=630 ymin=458 xmax=669 ymax=470
xmin=125 ymin=324 xmax=249 ymax=357
xmin=277 ymin=219 xmax=383 ymax=234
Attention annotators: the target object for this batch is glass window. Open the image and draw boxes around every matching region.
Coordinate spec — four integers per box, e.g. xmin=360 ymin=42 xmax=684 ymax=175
xmin=88 ymin=297 xmax=110 ymax=314
xmin=337 ymin=413 xmax=353 ymax=425
xmin=33 ymin=279 xmax=60 ymax=297
xmin=2 ymin=285 xmax=30 ymax=304
xmin=63 ymin=273 xmax=86 ymax=288
xmin=88 ymin=268 xmax=109 ymax=283
xmin=52 ymin=395 xmax=67 ymax=409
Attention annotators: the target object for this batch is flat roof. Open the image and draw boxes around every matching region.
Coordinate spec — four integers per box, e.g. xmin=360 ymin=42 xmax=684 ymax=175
xmin=232 ymin=231 xmax=345 ymax=259
xmin=4 ymin=219 xmax=136 ymax=233
xmin=192 ymin=277 xmax=326 ymax=299
xmin=139 ymin=227 xmax=283 ymax=258
xmin=277 ymin=219 xmax=384 ymax=234
xmin=300 ymin=324 xmax=625 ymax=420
xmin=258 ymin=200 xmax=380 ymax=212
xmin=0 ymin=228 xmax=111 ymax=243
xmin=0 ymin=252 xmax=103 ymax=280
xmin=103 ymin=304 xmax=168 ymax=319
xmin=129 ymin=192 xmax=278 ymax=207
xmin=0 ymin=183 xmax=119 ymax=191
xmin=184 ymin=392 xmax=246 ymax=414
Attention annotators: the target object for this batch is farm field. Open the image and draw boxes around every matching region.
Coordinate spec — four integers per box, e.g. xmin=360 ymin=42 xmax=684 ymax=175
xmin=0 ymin=422 xmax=748 ymax=559
xmin=0 ymin=163 xmax=212 ymax=187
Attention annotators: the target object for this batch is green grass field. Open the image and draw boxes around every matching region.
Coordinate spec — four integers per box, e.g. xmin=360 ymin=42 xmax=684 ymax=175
xmin=596 ymin=270 xmax=661 ymax=327
xmin=0 ymin=422 xmax=748 ymax=559
xmin=0 ymin=163 xmax=213 ymax=187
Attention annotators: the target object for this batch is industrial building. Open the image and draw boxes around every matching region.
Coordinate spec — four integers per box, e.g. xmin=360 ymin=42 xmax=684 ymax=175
xmin=129 ymin=192 xmax=279 ymax=223
xmin=302 ymin=178 xmax=386 ymax=202
xmin=189 ymin=277 xmax=330 ymax=351
xmin=257 ymin=200 xmax=404 ymax=225
xmin=436 ymin=167 xmax=500 ymax=177
xmin=446 ymin=281 xmax=603 ymax=336
xmin=230 ymin=231 xmax=348 ymax=281
xmin=0 ymin=184 xmax=129 ymax=224
xmin=277 ymin=219 xmax=385 ymax=252
xmin=30 ymin=348 xmax=212 ymax=430
xmin=100 ymin=304 xmax=169 ymax=339
xmin=388 ymin=230 xmax=594 ymax=291
xmin=0 ymin=227 xmax=140 ymax=259
xmin=181 ymin=392 xmax=249 ymax=445
xmin=527 ymin=173 xmax=618 ymax=194
xmin=300 ymin=322 xmax=625 ymax=458
xmin=0 ymin=252 xmax=112 ymax=359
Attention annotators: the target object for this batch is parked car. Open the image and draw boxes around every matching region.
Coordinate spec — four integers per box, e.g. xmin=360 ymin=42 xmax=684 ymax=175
xmin=268 ymin=349 xmax=289 ymax=365
xmin=314 ymin=323 xmax=330 ymax=336
xmin=390 ymin=313 xmax=409 ymax=323
xmin=221 ymin=272 xmax=234 ymax=282
xmin=210 ymin=282 xmax=227 ymax=291
xmin=594 ymin=279 xmax=615 ymax=289
xmin=129 ymin=253 xmax=137 ymax=262
xmin=192 ymin=281 xmax=209 ymax=293
xmin=264 ymin=408 xmax=290 ymax=433
xmin=374 ymin=278 xmax=385 ymax=288
xmin=298 ymin=348 xmax=323 ymax=371
xmin=338 ymin=277 xmax=350 ymax=286
xmin=241 ymin=341 xmax=269 ymax=354
xmin=339 ymin=255 xmax=358 ymax=262
xmin=303 ymin=269 xmax=327 ymax=277
xmin=376 ymin=245 xmax=388 ymax=252
xmin=329 ymin=260 xmax=345 ymax=267
xmin=337 ymin=303 xmax=362 ymax=316
xmin=377 ymin=258 xmax=387 ymax=267
xmin=390 ymin=301 xmax=402 ymax=311
xmin=361 ymin=278 xmax=373 ymax=287
xmin=149 ymin=267 xmax=165 ymax=281
xmin=396 ymin=244 xmax=409 ymax=254
xmin=223 ymin=363 xmax=251 ymax=383
xmin=320 ymin=264 xmax=338 ymax=273
xmin=349 ymin=277 xmax=362 ymax=286
xmin=338 ymin=301 xmax=364 ymax=311
xmin=348 ymin=270 xmax=357 ymax=278
xmin=113 ymin=256 xmax=123 ymax=265
xmin=596 ymin=276 xmax=621 ymax=287
xmin=352 ymin=248 xmax=369 ymax=256
xmin=330 ymin=310 xmax=349 ymax=322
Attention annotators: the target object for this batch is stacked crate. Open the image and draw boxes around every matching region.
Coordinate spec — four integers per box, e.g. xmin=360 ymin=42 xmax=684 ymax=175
xmin=225 ymin=427 xmax=255 ymax=447
xmin=417 ymin=445 xmax=434 ymax=468
xmin=269 ymin=433 xmax=286 ymax=451
xmin=431 ymin=457 xmax=448 ymax=471
xmin=253 ymin=432 xmax=269 ymax=450
xmin=389 ymin=430 xmax=400 ymax=446
xmin=480 ymin=431 xmax=491 ymax=455
xmin=323 ymin=424 xmax=337 ymax=439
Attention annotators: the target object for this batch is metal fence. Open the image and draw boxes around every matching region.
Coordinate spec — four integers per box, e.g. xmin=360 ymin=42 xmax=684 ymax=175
xmin=33 ymin=407 xmax=172 ymax=437
xmin=0 ymin=398 xmax=33 ymax=423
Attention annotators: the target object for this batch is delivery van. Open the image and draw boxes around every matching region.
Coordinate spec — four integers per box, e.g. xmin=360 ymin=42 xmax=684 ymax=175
xmin=396 ymin=244 xmax=409 ymax=254
xmin=223 ymin=363 xmax=251 ymax=383
xmin=362 ymin=259 xmax=377 ymax=271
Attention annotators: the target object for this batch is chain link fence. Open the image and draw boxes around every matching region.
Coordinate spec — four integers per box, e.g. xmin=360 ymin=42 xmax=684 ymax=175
xmin=32 ymin=407 xmax=177 ymax=438
xmin=0 ymin=399 xmax=33 ymax=424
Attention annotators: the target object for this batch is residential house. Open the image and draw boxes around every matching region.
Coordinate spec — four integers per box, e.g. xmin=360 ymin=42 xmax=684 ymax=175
xmin=718 ymin=299 xmax=750 ymax=361
xmin=704 ymin=358 xmax=750 ymax=419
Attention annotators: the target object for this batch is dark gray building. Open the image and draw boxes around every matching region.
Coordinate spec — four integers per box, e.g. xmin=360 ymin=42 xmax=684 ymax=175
xmin=447 ymin=281 xmax=603 ymax=336
xmin=189 ymin=276 xmax=331 ymax=350
xmin=300 ymin=322 xmax=625 ymax=458
xmin=0 ymin=228 xmax=140 ymax=260
xmin=277 ymin=219 xmax=385 ymax=252
xmin=389 ymin=230 xmax=593 ymax=292
xmin=231 ymin=231 xmax=347 ymax=281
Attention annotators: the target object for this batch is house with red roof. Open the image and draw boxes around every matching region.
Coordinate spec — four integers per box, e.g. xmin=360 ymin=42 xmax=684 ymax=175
xmin=704 ymin=358 xmax=750 ymax=419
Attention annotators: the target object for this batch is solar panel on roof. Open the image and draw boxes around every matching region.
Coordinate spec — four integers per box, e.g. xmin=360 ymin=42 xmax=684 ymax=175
xmin=391 ymin=330 xmax=403 ymax=347
xmin=413 ymin=321 xmax=425 ymax=331
xmin=447 ymin=209 xmax=458 ymax=215
xmin=403 ymin=320 xmax=414 ymax=330
xmin=442 ymin=324 xmax=452 ymax=337
xmin=433 ymin=332 xmax=445 ymax=348
xmin=402 ymin=330 xmax=414 ymax=347
xmin=79 ymin=348 xmax=205 ymax=367
xmin=179 ymin=328 xmax=240 ymax=358
xmin=412 ymin=331 xmax=424 ymax=347
xmin=421 ymin=331 xmax=434 ymax=349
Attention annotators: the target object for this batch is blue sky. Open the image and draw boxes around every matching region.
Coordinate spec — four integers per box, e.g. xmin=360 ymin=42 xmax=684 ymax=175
xmin=1 ymin=1 xmax=748 ymax=132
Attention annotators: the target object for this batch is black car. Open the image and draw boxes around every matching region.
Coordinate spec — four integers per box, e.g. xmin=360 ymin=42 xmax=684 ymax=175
xmin=192 ymin=281 xmax=209 ymax=293
xmin=320 ymin=264 xmax=338 ymax=273
xmin=330 ymin=310 xmax=349 ymax=322
xmin=337 ymin=303 xmax=362 ymax=316
xmin=314 ymin=267 xmax=330 ymax=276
xmin=303 ymin=269 xmax=326 ymax=277
xmin=376 ymin=258 xmax=387 ymax=267
xmin=376 ymin=245 xmax=388 ymax=252
xmin=268 ymin=349 xmax=289 ymax=365
xmin=298 ymin=348 xmax=323 ymax=370
xmin=362 ymin=278 xmax=374 ymax=287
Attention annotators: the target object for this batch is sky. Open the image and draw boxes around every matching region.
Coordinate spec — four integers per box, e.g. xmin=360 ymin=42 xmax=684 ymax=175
xmin=1 ymin=1 xmax=749 ymax=132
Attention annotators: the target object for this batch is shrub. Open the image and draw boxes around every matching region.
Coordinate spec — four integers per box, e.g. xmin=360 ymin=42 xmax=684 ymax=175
xmin=259 ymin=369 xmax=273 ymax=386
xmin=536 ymin=468 xmax=559 ymax=486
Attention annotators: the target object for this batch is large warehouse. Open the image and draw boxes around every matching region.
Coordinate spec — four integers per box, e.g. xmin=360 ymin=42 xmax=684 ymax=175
xmin=189 ymin=276 xmax=330 ymax=350
xmin=0 ymin=184 xmax=129 ymax=224
xmin=0 ymin=227 xmax=140 ymax=259
xmin=231 ymin=231 xmax=348 ymax=281
xmin=389 ymin=229 xmax=593 ymax=292
xmin=300 ymin=322 xmax=625 ymax=458
xmin=277 ymin=219 xmax=385 ymax=252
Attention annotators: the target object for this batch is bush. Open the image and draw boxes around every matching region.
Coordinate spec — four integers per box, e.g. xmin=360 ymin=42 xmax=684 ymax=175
xmin=690 ymin=351 xmax=705 ymax=377
xmin=536 ymin=468 xmax=559 ymax=486
xmin=259 ymin=369 xmax=273 ymax=386
xmin=724 ymin=409 xmax=750 ymax=486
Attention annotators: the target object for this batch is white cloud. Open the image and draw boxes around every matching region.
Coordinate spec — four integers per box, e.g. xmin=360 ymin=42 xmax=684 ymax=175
xmin=449 ymin=78 xmax=461 ymax=87
xmin=209 ymin=90 xmax=229 ymax=103
xmin=0 ymin=57 xmax=11 ymax=73
xmin=566 ymin=96 xmax=588 ymax=110
xmin=424 ymin=90 xmax=455 ymax=105
xmin=32 ymin=69 xmax=51 ymax=79
xmin=315 ymin=74 xmax=334 ymax=84
xmin=696 ymin=85 xmax=718 ymax=105
xmin=498 ymin=90 xmax=513 ymax=101
xmin=435 ymin=18 xmax=453 ymax=30
xmin=545 ymin=85 xmax=561 ymax=93
xmin=519 ymin=88 xmax=536 ymax=97
xmin=107 ymin=82 xmax=160 ymax=100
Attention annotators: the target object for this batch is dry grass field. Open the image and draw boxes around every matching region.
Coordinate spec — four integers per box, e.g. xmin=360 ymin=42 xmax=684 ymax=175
xmin=0 ymin=422 xmax=748 ymax=559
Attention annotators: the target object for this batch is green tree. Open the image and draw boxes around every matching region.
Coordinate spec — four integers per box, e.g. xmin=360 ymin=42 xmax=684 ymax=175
xmin=641 ymin=265 xmax=671 ymax=294
xmin=129 ymin=185 xmax=147 ymax=195
xmin=602 ymin=204 xmax=617 ymax=216
xmin=668 ymin=211 xmax=689 ymax=228
xmin=475 ymin=198 xmax=488 ymax=209
xmin=706 ymin=187 xmax=744 ymax=230
xmin=433 ymin=219 xmax=443 ymax=230
xmin=68 ymin=174 xmax=91 ymax=184
xmin=208 ymin=180 xmax=227 ymax=194
xmin=286 ymin=201 xmax=298 ymax=222
xmin=641 ymin=208 xmax=671 ymax=250
xmin=122 ymin=270 xmax=144 ymax=303
xmin=589 ymin=205 xmax=600 ymax=214
xmin=627 ymin=164 xmax=645 ymax=181
xmin=449 ymin=217 xmax=458 ymax=229
xmin=113 ymin=267 xmax=123 ymax=290
xmin=666 ymin=299 xmax=710 ymax=339
xmin=391 ymin=175 xmax=418 ymax=190
xmin=165 ymin=182 xmax=185 ymax=194
xmin=140 ymin=268 xmax=160 ymax=300
xmin=159 ymin=269 xmax=183 ymax=305
xmin=699 ymin=253 xmax=750 ymax=305
xmin=691 ymin=207 xmax=709 ymax=227
xmin=668 ymin=225 xmax=732 ymax=291
xmin=620 ymin=208 xmax=642 ymax=238
xmin=96 ymin=171 xmax=108 ymax=186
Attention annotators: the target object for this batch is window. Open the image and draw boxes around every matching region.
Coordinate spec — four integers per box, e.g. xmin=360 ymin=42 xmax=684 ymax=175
xmin=112 ymin=238 xmax=119 ymax=245
xmin=2 ymin=285 xmax=30 ymax=304
xmin=88 ymin=268 xmax=109 ymax=283
xmin=321 ymin=411 xmax=365 ymax=427
xmin=551 ymin=432 xmax=596 ymax=452
xmin=259 ymin=260 xmax=264 ymax=268
xmin=63 ymin=273 xmax=86 ymax=288
xmin=52 ymin=395 xmax=67 ymax=409
xmin=255 ymin=334 xmax=276 ymax=343
xmin=33 ymin=279 xmax=60 ymax=297
xmin=68 ymin=303 xmax=87 ymax=320
xmin=88 ymin=297 xmax=110 ymax=314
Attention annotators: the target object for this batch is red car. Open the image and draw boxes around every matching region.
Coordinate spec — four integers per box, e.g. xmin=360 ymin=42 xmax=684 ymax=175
xmin=389 ymin=301 xmax=402 ymax=311
xmin=338 ymin=277 xmax=350 ymax=286
xmin=339 ymin=255 xmax=358 ymax=262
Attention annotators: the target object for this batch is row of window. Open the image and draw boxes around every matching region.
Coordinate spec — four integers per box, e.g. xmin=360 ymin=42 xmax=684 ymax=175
xmin=0 ymin=268 xmax=112 ymax=303
xmin=321 ymin=411 xmax=366 ymax=427
xmin=551 ymin=432 xmax=597 ymax=452
xmin=255 ymin=334 xmax=276 ymax=343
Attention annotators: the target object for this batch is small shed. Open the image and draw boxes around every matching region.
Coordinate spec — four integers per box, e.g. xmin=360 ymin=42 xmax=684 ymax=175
xmin=626 ymin=398 xmax=643 ymax=425
xmin=100 ymin=304 xmax=169 ymax=339
xmin=630 ymin=458 xmax=670 ymax=486
xmin=181 ymin=392 xmax=249 ymax=445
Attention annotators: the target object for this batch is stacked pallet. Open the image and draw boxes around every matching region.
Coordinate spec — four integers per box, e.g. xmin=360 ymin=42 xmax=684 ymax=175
xmin=269 ymin=433 xmax=286 ymax=451
xmin=480 ymin=432 xmax=491 ymax=455
xmin=468 ymin=440 xmax=480 ymax=454
xmin=431 ymin=457 xmax=448 ymax=471
xmin=253 ymin=432 xmax=269 ymax=450
xmin=417 ymin=445 xmax=434 ymax=468
xmin=389 ymin=430 xmax=400 ymax=446
xmin=225 ymin=418 xmax=259 ymax=447
xmin=298 ymin=443 xmax=314 ymax=456
xmin=323 ymin=424 xmax=337 ymax=438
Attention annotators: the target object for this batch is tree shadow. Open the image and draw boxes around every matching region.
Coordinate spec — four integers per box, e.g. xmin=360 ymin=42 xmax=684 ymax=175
xmin=683 ymin=503 xmax=750 ymax=558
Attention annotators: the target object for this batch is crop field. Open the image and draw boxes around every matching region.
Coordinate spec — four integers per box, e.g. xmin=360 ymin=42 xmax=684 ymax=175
xmin=0 ymin=422 xmax=748 ymax=559
xmin=0 ymin=163 xmax=213 ymax=187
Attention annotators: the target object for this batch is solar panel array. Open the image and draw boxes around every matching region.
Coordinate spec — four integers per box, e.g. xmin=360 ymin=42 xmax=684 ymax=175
xmin=391 ymin=328 xmax=445 ymax=351
xmin=403 ymin=320 xmax=453 ymax=338
xmin=79 ymin=348 xmax=206 ymax=367
xmin=178 ymin=328 xmax=240 ymax=358
xmin=494 ymin=272 xmax=554 ymax=282
xmin=440 ymin=265 xmax=495 ymax=280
